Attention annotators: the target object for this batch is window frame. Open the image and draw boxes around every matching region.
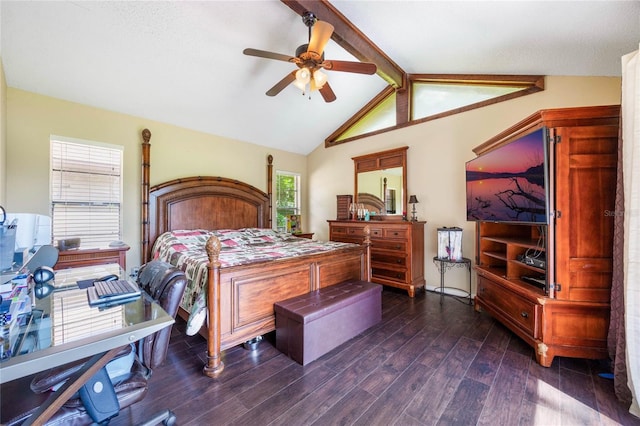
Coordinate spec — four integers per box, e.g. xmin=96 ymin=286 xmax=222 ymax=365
xmin=326 ymin=75 xmax=544 ymax=147
xmin=274 ymin=170 xmax=301 ymax=233
xmin=50 ymin=135 xmax=124 ymax=248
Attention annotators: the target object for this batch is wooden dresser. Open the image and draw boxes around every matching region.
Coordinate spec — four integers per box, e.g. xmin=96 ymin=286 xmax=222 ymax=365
xmin=328 ymin=220 xmax=425 ymax=297
xmin=54 ymin=245 xmax=130 ymax=271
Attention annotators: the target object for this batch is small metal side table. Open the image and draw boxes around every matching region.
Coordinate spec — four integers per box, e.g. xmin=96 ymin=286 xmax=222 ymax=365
xmin=432 ymin=256 xmax=472 ymax=305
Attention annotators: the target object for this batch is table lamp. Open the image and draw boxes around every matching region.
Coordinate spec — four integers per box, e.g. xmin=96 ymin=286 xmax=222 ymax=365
xmin=408 ymin=195 xmax=419 ymax=221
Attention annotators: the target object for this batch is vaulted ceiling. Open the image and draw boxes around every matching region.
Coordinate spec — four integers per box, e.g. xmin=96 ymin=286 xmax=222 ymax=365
xmin=1 ymin=1 xmax=638 ymax=155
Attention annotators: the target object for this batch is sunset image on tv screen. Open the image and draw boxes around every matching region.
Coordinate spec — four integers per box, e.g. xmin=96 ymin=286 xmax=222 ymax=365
xmin=466 ymin=128 xmax=547 ymax=223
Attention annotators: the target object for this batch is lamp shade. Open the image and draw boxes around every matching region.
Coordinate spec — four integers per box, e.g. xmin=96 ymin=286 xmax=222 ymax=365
xmin=408 ymin=195 xmax=419 ymax=204
xmin=295 ymin=67 xmax=311 ymax=85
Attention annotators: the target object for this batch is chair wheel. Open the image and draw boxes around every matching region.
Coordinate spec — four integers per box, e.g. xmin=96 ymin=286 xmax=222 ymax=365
xmin=163 ymin=410 xmax=177 ymax=426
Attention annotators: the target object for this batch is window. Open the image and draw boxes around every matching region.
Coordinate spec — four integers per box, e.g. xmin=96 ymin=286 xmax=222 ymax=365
xmin=411 ymin=80 xmax=524 ymax=120
xmin=50 ymin=137 xmax=123 ymax=248
xmin=327 ymin=75 xmax=544 ymax=146
xmin=275 ymin=171 xmax=300 ymax=232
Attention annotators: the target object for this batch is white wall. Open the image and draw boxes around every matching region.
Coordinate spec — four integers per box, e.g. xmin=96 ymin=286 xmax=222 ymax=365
xmin=307 ymin=76 xmax=622 ymax=294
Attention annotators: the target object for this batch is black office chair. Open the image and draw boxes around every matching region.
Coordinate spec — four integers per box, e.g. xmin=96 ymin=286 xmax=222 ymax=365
xmin=5 ymin=260 xmax=187 ymax=426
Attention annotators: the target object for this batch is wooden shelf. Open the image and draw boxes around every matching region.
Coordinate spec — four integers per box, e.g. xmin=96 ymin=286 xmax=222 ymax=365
xmin=482 ymin=236 xmax=544 ymax=250
xmin=483 ymin=251 xmax=507 ymax=261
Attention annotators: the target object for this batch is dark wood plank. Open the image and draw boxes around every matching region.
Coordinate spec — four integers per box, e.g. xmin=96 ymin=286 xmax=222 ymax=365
xmin=354 ymin=363 xmax=433 ymax=425
xmin=465 ymin=342 xmax=504 ymax=386
xmin=310 ymin=387 xmax=376 ymax=426
xmin=7 ymin=289 xmax=637 ymax=426
xmin=559 ymin=367 xmax=602 ymax=425
xmin=476 ymin=363 xmax=528 ymax=425
xmin=437 ymin=377 xmax=491 ymax=425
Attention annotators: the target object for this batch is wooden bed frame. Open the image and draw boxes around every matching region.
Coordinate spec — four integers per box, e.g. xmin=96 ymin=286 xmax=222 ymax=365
xmin=140 ymin=129 xmax=371 ymax=377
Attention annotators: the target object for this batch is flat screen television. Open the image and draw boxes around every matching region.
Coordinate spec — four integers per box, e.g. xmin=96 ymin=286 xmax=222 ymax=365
xmin=466 ymin=128 xmax=549 ymax=224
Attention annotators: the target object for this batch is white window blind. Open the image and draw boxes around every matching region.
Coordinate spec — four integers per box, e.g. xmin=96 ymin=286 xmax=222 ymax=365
xmin=51 ymin=138 xmax=123 ymax=248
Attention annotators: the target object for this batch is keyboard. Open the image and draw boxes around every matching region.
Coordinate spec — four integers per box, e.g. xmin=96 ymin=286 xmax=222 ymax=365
xmin=87 ymin=279 xmax=141 ymax=307
xmin=94 ymin=279 xmax=138 ymax=298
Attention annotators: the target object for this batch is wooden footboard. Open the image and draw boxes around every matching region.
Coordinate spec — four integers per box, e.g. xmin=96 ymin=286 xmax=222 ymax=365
xmin=202 ymin=228 xmax=371 ymax=378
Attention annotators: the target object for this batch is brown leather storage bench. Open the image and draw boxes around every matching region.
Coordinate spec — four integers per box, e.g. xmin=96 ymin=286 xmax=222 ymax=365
xmin=274 ymin=280 xmax=382 ymax=365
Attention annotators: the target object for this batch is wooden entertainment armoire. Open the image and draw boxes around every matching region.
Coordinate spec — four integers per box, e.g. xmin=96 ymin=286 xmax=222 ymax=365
xmin=472 ymin=105 xmax=620 ymax=367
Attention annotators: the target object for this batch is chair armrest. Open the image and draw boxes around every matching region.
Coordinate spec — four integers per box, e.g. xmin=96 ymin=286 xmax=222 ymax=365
xmin=30 ymin=344 xmax=134 ymax=393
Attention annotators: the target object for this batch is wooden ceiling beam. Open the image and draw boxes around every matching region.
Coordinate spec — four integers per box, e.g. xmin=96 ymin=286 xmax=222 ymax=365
xmin=282 ymin=0 xmax=406 ymax=89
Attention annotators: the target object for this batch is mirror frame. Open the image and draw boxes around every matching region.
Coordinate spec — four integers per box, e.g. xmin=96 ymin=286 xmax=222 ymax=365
xmin=353 ymin=146 xmax=408 ymax=218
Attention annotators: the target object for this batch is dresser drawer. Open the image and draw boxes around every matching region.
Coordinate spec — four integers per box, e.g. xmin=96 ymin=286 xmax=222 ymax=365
xmin=372 ymin=267 xmax=407 ymax=283
xmin=331 ymin=236 xmax=362 ymax=245
xmin=371 ymin=252 xmax=407 ymax=267
xmin=372 ymin=240 xmax=406 ymax=252
xmin=383 ymin=228 xmax=408 ymax=239
xmin=369 ymin=228 xmax=384 ymax=238
xmin=477 ymin=276 xmax=539 ymax=337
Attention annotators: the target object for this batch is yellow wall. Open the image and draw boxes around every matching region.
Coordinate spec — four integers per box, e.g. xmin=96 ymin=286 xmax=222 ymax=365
xmin=307 ymin=75 xmax=622 ymax=293
xmin=5 ymin=89 xmax=307 ymax=270
xmin=0 ymin=59 xmax=6 ymax=205
xmin=4 ymin=76 xmax=622 ymax=293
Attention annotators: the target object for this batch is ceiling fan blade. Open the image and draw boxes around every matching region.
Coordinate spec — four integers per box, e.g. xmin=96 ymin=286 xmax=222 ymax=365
xmin=322 ymin=60 xmax=377 ymax=75
xmin=243 ymin=48 xmax=296 ymax=63
xmin=266 ymin=71 xmax=297 ymax=96
xmin=307 ymin=21 xmax=334 ymax=56
xmin=319 ymin=82 xmax=336 ymax=103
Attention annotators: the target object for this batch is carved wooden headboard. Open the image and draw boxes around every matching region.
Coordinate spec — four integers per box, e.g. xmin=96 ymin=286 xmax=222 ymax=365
xmin=140 ymin=129 xmax=273 ymax=263
xmin=357 ymin=192 xmax=386 ymax=215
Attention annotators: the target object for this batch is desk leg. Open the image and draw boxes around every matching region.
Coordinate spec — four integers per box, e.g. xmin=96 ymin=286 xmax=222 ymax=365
xmin=22 ymin=346 xmax=123 ymax=426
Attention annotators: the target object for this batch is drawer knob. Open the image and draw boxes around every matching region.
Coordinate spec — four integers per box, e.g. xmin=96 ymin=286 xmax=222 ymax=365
xmin=396 ymin=259 xmax=402 ymax=264
xmin=393 ymin=232 xmax=399 ymax=236
xmin=521 ymin=312 xmax=529 ymax=318
xmin=396 ymin=245 xmax=401 ymax=249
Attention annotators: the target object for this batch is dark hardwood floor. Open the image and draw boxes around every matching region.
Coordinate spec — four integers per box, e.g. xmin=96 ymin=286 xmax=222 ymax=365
xmin=3 ymin=288 xmax=638 ymax=425
xmin=108 ymin=288 xmax=639 ymax=426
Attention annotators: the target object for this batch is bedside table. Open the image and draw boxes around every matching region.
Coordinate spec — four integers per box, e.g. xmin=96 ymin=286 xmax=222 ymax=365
xmin=293 ymin=233 xmax=314 ymax=239
xmin=54 ymin=245 xmax=130 ymax=270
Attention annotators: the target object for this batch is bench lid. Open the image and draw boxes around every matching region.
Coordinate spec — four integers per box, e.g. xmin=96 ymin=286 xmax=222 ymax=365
xmin=274 ymin=280 xmax=382 ymax=324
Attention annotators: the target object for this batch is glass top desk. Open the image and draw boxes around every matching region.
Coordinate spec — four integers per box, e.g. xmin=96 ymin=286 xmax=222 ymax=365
xmin=0 ymin=263 xmax=174 ymax=384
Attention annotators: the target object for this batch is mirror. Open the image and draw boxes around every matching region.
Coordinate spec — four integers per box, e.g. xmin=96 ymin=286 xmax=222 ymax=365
xmin=353 ymin=147 xmax=408 ymax=218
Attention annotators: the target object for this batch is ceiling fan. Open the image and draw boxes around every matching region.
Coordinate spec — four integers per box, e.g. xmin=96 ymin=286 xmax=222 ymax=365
xmin=243 ymin=11 xmax=377 ymax=103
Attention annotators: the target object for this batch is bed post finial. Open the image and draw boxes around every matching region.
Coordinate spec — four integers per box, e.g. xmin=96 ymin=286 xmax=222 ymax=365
xmin=142 ymin=128 xmax=151 ymax=144
xmin=267 ymin=154 xmax=273 ymax=229
xmin=142 ymin=129 xmax=152 ymax=264
xmin=204 ymin=235 xmax=224 ymax=378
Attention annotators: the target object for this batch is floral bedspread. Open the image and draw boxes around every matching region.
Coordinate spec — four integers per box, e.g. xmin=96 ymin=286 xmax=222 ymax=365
xmin=151 ymin=228 xmax=357 ymax=330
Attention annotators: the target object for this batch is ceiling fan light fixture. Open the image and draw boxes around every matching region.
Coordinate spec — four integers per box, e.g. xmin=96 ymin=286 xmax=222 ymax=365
xmin=295 ymin=67 xmax=311 ymax=85
xmin=313 ymin=69 xmax=328 ymax=88
xmin=293 ymin=78 xmax=306 ymax=92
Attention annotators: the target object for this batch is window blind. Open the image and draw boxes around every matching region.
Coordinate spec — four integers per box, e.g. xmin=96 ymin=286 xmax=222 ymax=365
xmin=51 ymin=138 xmax=123 ymax=248
xmin=52 ymin=289 xmax=124 ymax=345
